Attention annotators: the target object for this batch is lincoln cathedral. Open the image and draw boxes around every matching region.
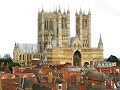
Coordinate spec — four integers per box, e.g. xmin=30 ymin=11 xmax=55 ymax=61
xmin=13 ymin=7 xmax=103 ymax=67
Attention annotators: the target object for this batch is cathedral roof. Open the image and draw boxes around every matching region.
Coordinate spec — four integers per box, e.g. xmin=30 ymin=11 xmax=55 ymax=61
xmin=17 ymin=43 xmax=38 ymax=54
xmin=70 ymin=36 xmax=82 ymax=48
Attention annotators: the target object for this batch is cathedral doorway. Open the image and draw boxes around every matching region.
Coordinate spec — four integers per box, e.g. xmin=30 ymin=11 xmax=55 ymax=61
xmin=73 ymin=50 xmax=81 ymax=66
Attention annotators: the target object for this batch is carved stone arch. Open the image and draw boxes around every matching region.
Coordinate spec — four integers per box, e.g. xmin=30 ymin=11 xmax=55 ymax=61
xmin=73 ymin=50 xmax=81 ymax=66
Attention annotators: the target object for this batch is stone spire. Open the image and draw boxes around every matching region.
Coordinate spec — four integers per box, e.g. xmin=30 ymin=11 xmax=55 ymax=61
xmin=42 ymin=4 xmax=44 ymax=12
xmin=98 ymin=34 xmax=103 ymax=49
xmin=14 ymin=43 xmax=19 ymax=48
xmin=58 ymin=5 xmax=61 ymax=13
xmin=14 ymin=43 xmax=17 ymax=47
xmin=79 ymin=8 xmax=82 ymax=15
xmin=88 ymin=9 xmax=91 ymax=15
xmin=64 ymin=9 xmax=66 ymax=14
xmin=67 ymin=5 xmax=70 ymax=13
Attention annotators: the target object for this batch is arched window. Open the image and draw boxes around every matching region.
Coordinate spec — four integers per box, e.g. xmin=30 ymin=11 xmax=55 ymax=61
xmin=47 ymin=20 xmax=49 ymax=30
xmin=50 ymin=20 xmax=53 ymax=30
xmin=20 ymin=55 xmax=22 ymax=60
xmin=62 ymin=17 xmax=67 ymax=29
xmin=84 ymin=62 xmax=89 ymax=67
xmin=62 ymin=17 xmax=64 ymax=29
xmin=82 ymin=19 xmax=87 ymax=29
xmin=85 ymin=19 xmax=87 ymax=29
xmin=36 ymin=54 xmax=38 ymax=58
xmin=33 ymin=55 xmax=35 ymax=58
xmin=30 ymin=55 xmax=31 ymax=60
xmin=82 ymin=19 xmax=84 ymax=29
xmin=44 ymin=19 xmax=49 ymax=30
xmin=44 ymin=19 xmax=47 ymax=30
xmin=27 ymin=54 xmax=29 ymax=60
xmin=23 ymin=55 xmax=25 ymax=60
xmin=39 ymin=21 xmax=41 ymax=31
xmin=41 ymin=55 xmax=42 ymax=59
xmin=65 ymin=18 xmax=67 ymax=28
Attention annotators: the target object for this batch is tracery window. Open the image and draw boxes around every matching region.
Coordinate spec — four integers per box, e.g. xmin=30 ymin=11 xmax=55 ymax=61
xmin=62 ymin=17 xmax=67 ymax=29
xmin=23 ymin=55 xmax=25 ymax=60
xmin=27 ymin=54 xmax=29 ymax=60
xmin=50 ymin=20 xmax=53 ymax=30
xmin=30 ymin=55 xmax=31 ymax=60
xmin=82 ymin=19 xmax=87 ymax=29
xmin=39 ymin=21 xmax=42 ymax=31
xmin=44 ymin=19 xmax=49 ymax=30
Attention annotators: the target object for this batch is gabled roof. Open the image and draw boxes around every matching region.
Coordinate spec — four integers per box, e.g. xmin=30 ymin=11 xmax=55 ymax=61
xmin=70 ymin=36 xmax=82 ymax=47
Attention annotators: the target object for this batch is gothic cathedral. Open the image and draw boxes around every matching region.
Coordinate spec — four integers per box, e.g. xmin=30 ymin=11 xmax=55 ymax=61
xmin=13 ymin=7 xmax=103 ymax=67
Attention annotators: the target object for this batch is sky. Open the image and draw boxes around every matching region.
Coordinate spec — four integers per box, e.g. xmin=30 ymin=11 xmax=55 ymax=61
xmin=0 ymin=0 xmax=120 ymax=58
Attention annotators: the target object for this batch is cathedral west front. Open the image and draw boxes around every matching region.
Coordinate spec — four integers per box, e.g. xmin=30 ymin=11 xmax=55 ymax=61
xmin=13 ymin=7 xmax=103 ymax=67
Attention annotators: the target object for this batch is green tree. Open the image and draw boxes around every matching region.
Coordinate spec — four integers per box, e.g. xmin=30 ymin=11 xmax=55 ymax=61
xmin=9 ymin=62 xmax=21 ymax=68
xmin=9 ymin=62 xmax=21 ymax=73
xmin=3 ymin=54 xmax=12 ymax=63
xmin=0 ymin=54 xmax=21 ymax=73
xmin=106 ymin=55 xmax=120 ymax=66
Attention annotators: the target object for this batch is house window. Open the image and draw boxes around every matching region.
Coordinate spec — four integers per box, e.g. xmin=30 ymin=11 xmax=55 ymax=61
xmin=59 ymin=86 xmax=62 ymax=89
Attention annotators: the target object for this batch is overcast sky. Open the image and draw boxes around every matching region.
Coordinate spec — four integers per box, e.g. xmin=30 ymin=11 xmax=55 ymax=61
xmin=0 ymin=0 xmax=120 ymax=58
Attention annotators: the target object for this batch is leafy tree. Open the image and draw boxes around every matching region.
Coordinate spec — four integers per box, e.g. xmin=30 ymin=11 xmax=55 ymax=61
xmin=9 ymin=62 xmax=21 ymax=73
xmin=106 ymin=55 xmax=120 ymax=66
xmin=3 ymin=54 xmax=12 ymax=63
xmin=0 ymin=54 xmax=20 ymax=73
xmin=3 ymin=54 xmax=11 ymax=59
xmin=9 ymin=62 xmax=21 ymax=68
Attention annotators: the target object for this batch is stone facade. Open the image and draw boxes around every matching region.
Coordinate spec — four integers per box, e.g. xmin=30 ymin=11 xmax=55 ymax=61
xmin=13 ymin=7 xmax=104 ymax=67
xmin=13 ymin=44 xmax=43 ymax=67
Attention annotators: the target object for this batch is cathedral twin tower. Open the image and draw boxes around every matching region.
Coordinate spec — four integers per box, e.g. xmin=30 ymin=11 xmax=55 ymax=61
xmin=38 ymin=7 xmax=95 ymax=53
